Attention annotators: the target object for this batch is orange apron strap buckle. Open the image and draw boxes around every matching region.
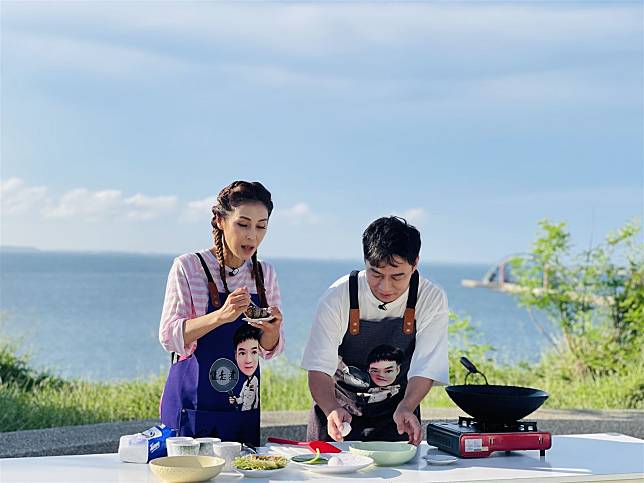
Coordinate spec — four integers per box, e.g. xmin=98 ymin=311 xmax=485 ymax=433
xmin=349 ymin=308 xmax=360 ymax=335
xmin=208 ymin=282 xmax=221 ymax=309
xmin=403 ymin=307 xmax=415 ymax=335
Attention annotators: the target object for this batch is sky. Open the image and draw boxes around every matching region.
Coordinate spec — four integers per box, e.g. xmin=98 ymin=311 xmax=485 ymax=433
xmin=1 ymin=1 xmax=642 ymax=263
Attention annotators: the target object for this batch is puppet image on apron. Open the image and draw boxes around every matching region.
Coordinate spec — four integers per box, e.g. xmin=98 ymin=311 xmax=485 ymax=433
xmin=228 ymin=324 xmax=260 ymax=411
xmin=335 ymin=343 xmax=405 ymax=412
xmin=360 ymin=345 xmax=403 ymax=404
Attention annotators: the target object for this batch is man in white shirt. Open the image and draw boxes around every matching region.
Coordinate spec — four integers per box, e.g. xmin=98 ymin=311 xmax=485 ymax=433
xmin=301 ymin=217 xmax=449 ymax=445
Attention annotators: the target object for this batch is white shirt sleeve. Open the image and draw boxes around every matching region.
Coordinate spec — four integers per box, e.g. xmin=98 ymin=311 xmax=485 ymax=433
xmin=408 ymin=284 xmax=450 ymax=385
xmin=300 ymin=282 xmax=347 ymax=376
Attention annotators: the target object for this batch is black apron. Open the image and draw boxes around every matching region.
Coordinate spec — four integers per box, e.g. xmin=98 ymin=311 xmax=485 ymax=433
xmin=307 ymin=270 xmax=420 ymax=442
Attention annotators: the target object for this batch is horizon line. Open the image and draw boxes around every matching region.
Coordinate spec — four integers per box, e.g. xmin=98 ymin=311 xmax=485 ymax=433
xmin=0 ymin=245 xmax=495 ymax=266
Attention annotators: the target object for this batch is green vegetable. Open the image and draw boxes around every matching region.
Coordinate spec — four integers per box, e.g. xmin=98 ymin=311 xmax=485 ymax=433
xmin=233 ymin=455 xmax=288 ymax=471
xmin=291 ymin=454 xmax=329 ymax=465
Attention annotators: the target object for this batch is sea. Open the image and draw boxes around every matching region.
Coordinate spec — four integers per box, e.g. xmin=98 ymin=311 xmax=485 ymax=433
xmin=0 ymin=252 xmax=556 ymax=381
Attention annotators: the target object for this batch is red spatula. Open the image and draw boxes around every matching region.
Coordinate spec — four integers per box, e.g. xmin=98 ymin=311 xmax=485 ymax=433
xmin=267 ymin=437 xmax=342 ymax=453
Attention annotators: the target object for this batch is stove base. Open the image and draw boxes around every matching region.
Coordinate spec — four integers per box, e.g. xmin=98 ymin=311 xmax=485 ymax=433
xmin=427 ymin=421 xmax=552 ymax=458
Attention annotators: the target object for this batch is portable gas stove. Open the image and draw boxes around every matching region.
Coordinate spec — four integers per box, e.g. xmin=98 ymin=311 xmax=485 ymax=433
xmin=427 ymin=416 xmax=552 ymax=458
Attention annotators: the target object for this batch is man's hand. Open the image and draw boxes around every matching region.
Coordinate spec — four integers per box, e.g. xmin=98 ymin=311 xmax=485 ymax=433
xmin=326 ymin=406 xmax=352 ymax=442
xmin=393 ymin=405 xmax=422 ymax=445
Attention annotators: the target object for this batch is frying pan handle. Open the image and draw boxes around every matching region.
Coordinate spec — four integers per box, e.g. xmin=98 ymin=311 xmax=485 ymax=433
xmin=460 ymin=356 xmax=489 ymax=385
xmin=460 ymin=356 xmax=479 ymax=374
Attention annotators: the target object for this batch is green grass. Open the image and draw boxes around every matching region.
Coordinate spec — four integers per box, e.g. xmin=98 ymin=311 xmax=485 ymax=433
xmin=2 ymin=341 xmax=642 ymax=432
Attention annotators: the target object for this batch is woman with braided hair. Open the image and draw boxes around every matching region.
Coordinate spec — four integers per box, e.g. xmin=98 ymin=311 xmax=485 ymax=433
xmin=159 ymin=180 xmax=284 ymax=447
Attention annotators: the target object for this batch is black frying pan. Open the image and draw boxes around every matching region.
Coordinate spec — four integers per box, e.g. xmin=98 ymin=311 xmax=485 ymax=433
xmin=445 ymin=357 xmax=549 ymax=422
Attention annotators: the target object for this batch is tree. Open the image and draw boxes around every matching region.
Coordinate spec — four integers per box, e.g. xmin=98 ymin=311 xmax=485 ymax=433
xmin=512 ymin=219 xmax=643 ymax=376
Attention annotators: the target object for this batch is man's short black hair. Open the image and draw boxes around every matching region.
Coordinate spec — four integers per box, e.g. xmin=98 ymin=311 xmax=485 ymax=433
xmin=367 ymin=344 xmax=404 ymax=365
xmin=362 ymin=216 xmax=421 ymax=267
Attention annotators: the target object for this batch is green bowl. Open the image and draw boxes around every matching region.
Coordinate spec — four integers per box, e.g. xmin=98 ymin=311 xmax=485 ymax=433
xmin=349 ymin=442 xmax=417 ymax=466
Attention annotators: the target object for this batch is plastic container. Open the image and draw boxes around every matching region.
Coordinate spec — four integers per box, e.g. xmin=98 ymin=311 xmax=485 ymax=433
xmin=195 ymin=437 xmax=221 ymax=457
xmin=166 ymin=437 xmax=200 ymax=457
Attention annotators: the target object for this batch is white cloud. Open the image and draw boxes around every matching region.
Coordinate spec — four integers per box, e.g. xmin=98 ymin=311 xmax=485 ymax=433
xmin=3 ymin=30 xmax=192 ymax=79
xmin=1 ymin=178 xmax=178 ymax=222
xmin=4 ymin=3 xmax=638 ymax=57
xmin=396 ymin=208 xmax=428 ymax=226
xmin=2 ymin=3 xmax=639 ymax=109
xmin=0 ymin=177 xmax=49 ymax=216
xmin=43 ymin=188 xmax=122 ymax=221
xmin=219 ymin=63 xmax=351 ymax=91
xmin=124 ymin=193 xmax=178 ymax=221
xmin=273 ymin=202 xmax=319 ymax=224
xmin=182 ymin=196 xmax=216 ymax=223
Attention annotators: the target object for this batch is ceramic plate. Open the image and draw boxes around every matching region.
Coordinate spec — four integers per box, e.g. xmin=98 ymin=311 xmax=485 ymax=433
xmin=291 ymin=453 xmax=374 ymax=474
xmin=242 ymin=317 xmax=274 ymax=324
xmin=423 ymin=453 xmax=458 ymax=465
xmin=235 ymin=466 xmax=288 ymax=478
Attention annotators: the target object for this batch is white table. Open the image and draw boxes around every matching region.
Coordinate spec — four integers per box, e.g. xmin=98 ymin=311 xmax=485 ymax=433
xmin=1 ymin=433 xmax=643 ymax=482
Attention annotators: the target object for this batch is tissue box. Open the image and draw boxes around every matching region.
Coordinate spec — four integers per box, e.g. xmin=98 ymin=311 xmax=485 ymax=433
xmin=119 ymin=424 xmax=176 ymax=463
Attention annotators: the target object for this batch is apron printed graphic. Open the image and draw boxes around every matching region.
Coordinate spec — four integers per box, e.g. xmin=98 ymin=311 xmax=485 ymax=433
xmin=230 ymin=375 xmax=259 ymax=411
xmin=228 ymin=324 xmax=261 ymax=412
xmin=209 ymin=358 xmax=239 ymax=392
xmin=358 ymin=344 xmax=404 ymax=404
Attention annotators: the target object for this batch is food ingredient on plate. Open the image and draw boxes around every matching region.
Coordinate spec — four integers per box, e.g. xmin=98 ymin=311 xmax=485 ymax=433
xmin=233 ymin=455 xmax=288 ymax=470
xmin=245 ymin=306 xmax=271 ymax=319
xmin=305 ymin=449 xmax=321 ymax=464
xmin=327 ymin=456 xmax=344 ymax=466
xmin=291 ymin=452 xmax=329 ymax=465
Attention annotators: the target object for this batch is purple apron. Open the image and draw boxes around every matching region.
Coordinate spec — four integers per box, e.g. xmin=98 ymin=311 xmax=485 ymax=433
xmin=160 ymin=253 xmax=262 ymax=447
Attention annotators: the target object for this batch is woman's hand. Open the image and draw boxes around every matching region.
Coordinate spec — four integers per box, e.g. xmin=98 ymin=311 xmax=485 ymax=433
xmin=218 ymin=287 xmax=251 ymax=324
xmin=247 ymin=306 xmax=282 ymax=332
xmin=250 ymin=306 xmax=282 ymax=351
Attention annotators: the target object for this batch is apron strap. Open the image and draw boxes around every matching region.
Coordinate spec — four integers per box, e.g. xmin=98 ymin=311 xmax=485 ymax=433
xmin=170 ymin=253 xmax=222 ymax=365
xmin=403 ymin=270 xmax=419 ymax=335
xmin=348 ymin=270 xmax=360 ymax=335
xmin=195 ymin=252 xmax=222 ymax=309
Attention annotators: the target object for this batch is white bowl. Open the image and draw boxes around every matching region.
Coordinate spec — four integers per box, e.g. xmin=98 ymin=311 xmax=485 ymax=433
xmin=166 ymin=438 xmax=199 ymax=457
xmin=195 ymin=438 xmax=221 ymax=457
xmin=149 ymin=455 xmax=225 ymax=482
